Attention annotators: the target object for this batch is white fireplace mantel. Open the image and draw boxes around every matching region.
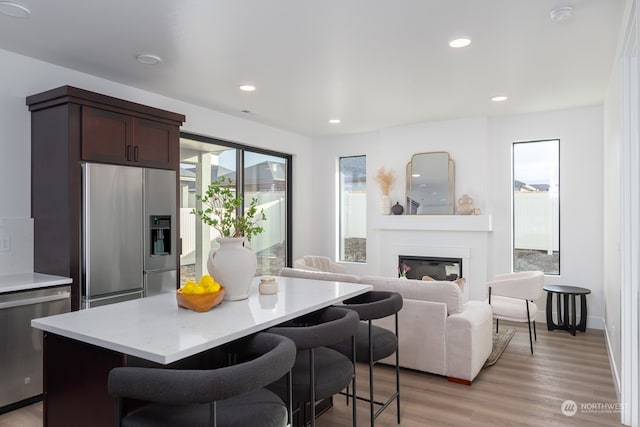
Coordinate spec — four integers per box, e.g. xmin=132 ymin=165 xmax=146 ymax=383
xmin=371 ymin=214 xmax=493 ymax=232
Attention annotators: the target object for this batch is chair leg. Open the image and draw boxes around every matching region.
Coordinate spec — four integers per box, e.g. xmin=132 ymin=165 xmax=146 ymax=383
xmin=309 ymin=349 xmax=316 ymax=427
xmin=209 ymin=401 xmax=217 ymax=426
xmin=352 ymin=335 xmax=357 ymax=427
xmin=496 ymin=318 xmax=499 ymax=333
xmin=533 ymin=320 xmax=537 ymax=341
xmin=395 ymin=313 xmax=401 ymax=424
xmin=114 ymin=396 xmax=123 ymax=427
xmin=526 ymin=301 xmax=533 ymax=354
xmin=286 ymin=370 xmax=293 ymax=427
xmin=369 ymin=321 xmax=375 ymax=427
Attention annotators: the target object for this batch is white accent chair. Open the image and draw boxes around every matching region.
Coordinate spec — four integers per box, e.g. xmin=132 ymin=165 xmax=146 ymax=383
xmin=294 ymin=255 xmax=347 ymax=273
xmin=485 ymin=271 xmax=545 ymax=354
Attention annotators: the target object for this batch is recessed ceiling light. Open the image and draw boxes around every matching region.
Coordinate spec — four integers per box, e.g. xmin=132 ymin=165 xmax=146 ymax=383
xmin=136 ymin=54 xmax=162 ymax=65
xmin=239 ymin=85 xmax=256 ymax=92
xmin=491 ymin=95 xmax=508 ymax=102
xmin=449 ymin=37 xmax=471 ymax=48
xmin=550 ymin=6 xmax=573 ymax=22
xmin=328 ymin=119 xmax=341 ymax=124
xmin=0 ymin=1 xmax=31 ymax=17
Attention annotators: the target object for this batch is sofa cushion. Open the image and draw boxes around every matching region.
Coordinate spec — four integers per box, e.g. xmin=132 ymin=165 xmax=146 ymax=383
xmin=360 ymin=276 xmax=463 ymax=315
xmin=293 ymin=256 xmax=347 ymax=273
xmin=422 ymin=276 xmax=466 ymax=293
xmin=278 ymin=267 xmax=361 ymax=283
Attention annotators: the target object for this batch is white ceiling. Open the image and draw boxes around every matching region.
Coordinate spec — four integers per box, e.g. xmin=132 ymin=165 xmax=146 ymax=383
xmin=0 ymin=0 xmax=626 ymax=136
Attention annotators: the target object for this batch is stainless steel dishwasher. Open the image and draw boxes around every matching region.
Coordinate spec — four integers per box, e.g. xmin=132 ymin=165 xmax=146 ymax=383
xmin=0 ymin=285 xmax=71 ymax=412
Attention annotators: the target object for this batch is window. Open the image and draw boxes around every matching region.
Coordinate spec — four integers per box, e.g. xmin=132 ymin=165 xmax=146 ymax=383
xmin=179 ymin=134 xmax=291 ymax=284
xmin=339 ymin=156 xmax=366 ymax=262
xmin=512 ymin=139 xmax=560 ymax=274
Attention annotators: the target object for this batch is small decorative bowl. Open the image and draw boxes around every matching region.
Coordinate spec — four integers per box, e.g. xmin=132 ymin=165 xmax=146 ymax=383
xmin=176 ymin=287 xmax=225 ymax=313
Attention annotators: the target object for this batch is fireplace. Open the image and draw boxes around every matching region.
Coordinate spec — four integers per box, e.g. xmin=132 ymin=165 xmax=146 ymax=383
xmin=398 ymin=255 xmax=462 ymax=281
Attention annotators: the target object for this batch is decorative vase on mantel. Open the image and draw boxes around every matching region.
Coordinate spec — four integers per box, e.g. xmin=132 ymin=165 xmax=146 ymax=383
xmin=380 ymin=194 xmax=392 ymax=215
xmin=207 ymin=237 xmax=257 ymax=301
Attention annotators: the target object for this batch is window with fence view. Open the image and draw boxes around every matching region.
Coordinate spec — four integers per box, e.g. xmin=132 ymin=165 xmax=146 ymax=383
xmin=513 ymin=139 xmax=560 ymax=275
xmin=339 ymin=156 xmax=366 ymax=262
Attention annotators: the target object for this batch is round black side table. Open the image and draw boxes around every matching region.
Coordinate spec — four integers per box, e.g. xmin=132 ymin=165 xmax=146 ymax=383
xmin=543 ymin=285 xmax=591 ymax=336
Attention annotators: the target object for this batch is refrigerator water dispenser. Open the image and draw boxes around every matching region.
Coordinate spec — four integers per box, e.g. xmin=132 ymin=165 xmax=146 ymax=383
xmin=150 ymin=215 xmax=171 ymax=256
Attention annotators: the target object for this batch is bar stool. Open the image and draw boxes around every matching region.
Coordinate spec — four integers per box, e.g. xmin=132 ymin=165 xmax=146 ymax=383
xmin=333 ymin=291 xmax=403 ymax=426
xmin=107 ymin=332 xmax=296 ymax=427
xmin=268 ymin=306 xmax=360 ymax=427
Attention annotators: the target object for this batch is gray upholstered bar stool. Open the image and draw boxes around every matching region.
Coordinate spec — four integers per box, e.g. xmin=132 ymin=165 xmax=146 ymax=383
xmin=268 ymin=306 xmax=360 ymax=427
xmin=333 ymin=291 xmax=403 ymax=426
xmin=107 ymin=332 xmax=296 ymax=427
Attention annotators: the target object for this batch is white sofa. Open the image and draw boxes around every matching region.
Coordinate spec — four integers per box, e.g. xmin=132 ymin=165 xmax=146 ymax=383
xmin=293 ymin=255 xmax=347 ymax=273
xmin=278 ymin=267 xmax=493 ymax=384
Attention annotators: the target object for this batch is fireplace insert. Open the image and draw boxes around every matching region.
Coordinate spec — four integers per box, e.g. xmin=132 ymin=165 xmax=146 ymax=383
xmin=398 ymin=255 xmax=462 ymax=281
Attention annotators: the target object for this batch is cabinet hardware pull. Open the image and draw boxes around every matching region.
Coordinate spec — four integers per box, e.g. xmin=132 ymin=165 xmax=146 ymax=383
xmin=134 ymin=145 xmax=139 ymax=162
xmin=127 ymin=145 xmax=133 ymax=161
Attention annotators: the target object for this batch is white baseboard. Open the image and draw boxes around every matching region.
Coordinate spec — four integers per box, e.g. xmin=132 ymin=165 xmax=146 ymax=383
xmin=603 ymin=321 xmax=622 ymax=403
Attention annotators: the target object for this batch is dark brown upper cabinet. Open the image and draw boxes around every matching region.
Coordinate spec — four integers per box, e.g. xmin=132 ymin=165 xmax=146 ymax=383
xmin=81 ymin=106 xmax=178 ymax=168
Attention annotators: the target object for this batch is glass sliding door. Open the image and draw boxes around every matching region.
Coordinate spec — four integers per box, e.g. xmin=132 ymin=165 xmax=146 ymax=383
xmin=179 ymin=134 xmax=291 ymax=284
xmin=243 ymin=151 xmax=289 ymax=275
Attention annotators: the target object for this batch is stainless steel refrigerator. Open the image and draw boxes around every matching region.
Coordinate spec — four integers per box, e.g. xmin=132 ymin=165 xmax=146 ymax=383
xmin=82 ymin=163 xmax=177 ymax=308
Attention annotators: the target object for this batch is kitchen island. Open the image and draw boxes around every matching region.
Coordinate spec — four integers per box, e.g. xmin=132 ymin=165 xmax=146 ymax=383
xmin=31 ymin=276 xmax=371 ymax=427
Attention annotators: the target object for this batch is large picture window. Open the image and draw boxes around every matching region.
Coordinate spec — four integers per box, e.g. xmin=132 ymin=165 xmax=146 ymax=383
xmin=512 ymin=139 xmax=560 ymax=274
xmin=339 ymin=156 xmax=366 ymax=262
xmin=179 ymin=134 xmax=291 ymax=284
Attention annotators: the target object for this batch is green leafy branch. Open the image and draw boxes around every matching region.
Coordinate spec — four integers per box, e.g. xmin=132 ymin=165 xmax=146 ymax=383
xmin=190 ymin=176 xmax=266 ymax=242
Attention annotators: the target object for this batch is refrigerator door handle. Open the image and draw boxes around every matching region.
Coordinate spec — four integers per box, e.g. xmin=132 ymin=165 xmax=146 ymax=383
xmin=0 ymin=291 xmax=71 ymax=310
xmin=86 ymin=290 xmax=143 ymax=305
xmin=144 ymin=267 xmax=177 ymax=274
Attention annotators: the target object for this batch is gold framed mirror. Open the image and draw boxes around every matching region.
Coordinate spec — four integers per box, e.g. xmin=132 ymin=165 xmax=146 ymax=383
xmin=406 ymin=151 xmax=455 ymax=214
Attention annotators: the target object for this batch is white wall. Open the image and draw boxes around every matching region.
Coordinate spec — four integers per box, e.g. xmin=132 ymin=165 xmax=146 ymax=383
xmin=0 ymin=48 xmax=314 ymax=268
xmin=311 ymin=131 xmax=381 ymax=276
xmin=487 ymin=106 xmax=605 ymax=327
xmin=312 ymin=107 xmax=605 ymax=326
xmin=603 ymin=52 xmax=622 ymax=393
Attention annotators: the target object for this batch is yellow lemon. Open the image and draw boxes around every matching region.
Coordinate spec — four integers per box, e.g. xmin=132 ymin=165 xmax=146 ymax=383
xmin=205 ymin=282 xmax=221 ymax=293
xmin=200 ymin=275 xmax=215 ymax=287
xmin=181 ymin=283 xmax=195 ymax=294
xmin=192 ymin=285 xmax=205 ymax=294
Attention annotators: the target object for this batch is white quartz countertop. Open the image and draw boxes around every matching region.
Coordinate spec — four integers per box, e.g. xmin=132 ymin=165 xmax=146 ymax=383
xmin=0 ymin=272 xmax=72 ymax=293
xmin=32 ymin=276 xmax=372 ymax=365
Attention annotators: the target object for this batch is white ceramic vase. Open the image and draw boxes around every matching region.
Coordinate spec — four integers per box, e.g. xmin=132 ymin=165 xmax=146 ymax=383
xmin=380 ymin=194 xmax=392 ymax=215
xmin=207 ymin=237 xmax=257 ymax=301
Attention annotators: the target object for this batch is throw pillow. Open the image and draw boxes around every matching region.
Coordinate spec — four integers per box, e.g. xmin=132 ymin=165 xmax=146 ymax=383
xmin=422 ymin=275 xmax=466 ymax=293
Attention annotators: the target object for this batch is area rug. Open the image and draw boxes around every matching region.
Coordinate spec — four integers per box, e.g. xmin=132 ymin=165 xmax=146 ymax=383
xmin=483 ymin=327 xmax=516 ymax=367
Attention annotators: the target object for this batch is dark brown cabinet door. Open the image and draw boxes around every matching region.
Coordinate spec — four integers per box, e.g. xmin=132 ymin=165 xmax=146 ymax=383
xmin=81 ymin=107 xmax=175 ymax=169
xmin=133 ymin=118 xmax=177 ymax=169
xmin=81 ymin=106 xmax=134 ymax=165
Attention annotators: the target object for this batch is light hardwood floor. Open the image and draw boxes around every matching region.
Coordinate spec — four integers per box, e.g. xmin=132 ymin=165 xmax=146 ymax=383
xmin=0 ymin=322 xmax=621 ymax=427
